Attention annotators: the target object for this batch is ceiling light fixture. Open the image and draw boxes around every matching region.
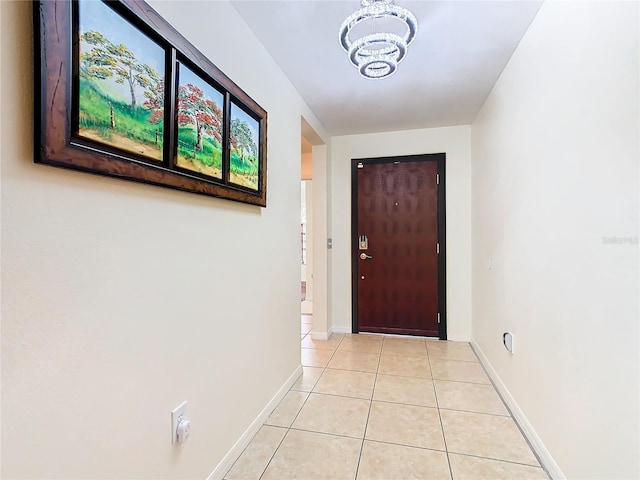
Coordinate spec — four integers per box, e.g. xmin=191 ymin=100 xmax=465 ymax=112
xmin=339 ymin=0 xmax=418 ymax=80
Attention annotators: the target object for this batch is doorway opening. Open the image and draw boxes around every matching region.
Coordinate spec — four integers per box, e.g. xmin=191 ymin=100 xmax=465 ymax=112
xmin=300 ymin=116 xmax=328 ymax=340
xmin=301 ymin=139 xmax=313 ymax=315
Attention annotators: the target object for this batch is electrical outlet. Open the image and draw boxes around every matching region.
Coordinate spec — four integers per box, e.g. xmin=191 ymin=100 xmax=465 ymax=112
xmin=171 ymin=401 xmax=187 ymax=444
xmin=503 ymin=332 xmax=514 ymax=353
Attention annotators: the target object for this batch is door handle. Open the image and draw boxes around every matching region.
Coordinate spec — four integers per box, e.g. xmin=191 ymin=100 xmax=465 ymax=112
xmin=360 ymin=253 xmax=373 ymax=260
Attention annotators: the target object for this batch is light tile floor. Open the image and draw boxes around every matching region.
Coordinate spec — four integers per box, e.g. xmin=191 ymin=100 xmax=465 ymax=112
xmin=224 ymin=315 xmax=548 ymax=480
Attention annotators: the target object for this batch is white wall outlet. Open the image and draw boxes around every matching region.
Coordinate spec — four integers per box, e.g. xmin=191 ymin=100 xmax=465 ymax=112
xmin=503 ymin=332 xmax=514 ymax=353
xmin=171 ymin=401 xmax=188 ymax=444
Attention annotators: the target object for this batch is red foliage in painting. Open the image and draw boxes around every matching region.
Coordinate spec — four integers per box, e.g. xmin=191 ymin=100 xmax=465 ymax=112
xmin=177 ymin=83 xmax=222 ymax=150
xmin=143 ymin=79 xmax=164 ymax=124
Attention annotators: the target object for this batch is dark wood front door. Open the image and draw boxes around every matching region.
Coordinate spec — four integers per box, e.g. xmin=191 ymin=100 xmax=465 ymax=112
xmin=351 ymin=154 xmax=446 ymax=338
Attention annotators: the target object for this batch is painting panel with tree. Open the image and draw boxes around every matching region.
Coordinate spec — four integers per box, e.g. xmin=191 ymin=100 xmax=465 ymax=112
xmin=229 ymin=101 xmax=260 ymax=191
xmin=77 ymin=0 xmax=165 ymax=162
xmin=174 ymin=63 xmax=225 ymax=180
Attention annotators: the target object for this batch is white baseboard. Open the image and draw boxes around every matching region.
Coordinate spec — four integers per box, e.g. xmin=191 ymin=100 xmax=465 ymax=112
xmin=312 ymin=326 xmax=352 ymax=339
xmin=329 ymin=326 xmax=351 ymax=335
xmin=207 ymin=364 xmax=303 ymax=480
xmin=310 ymin=331 xmax=329 ymax=340
xmin=470 ymin=341 xmax=565 ymax=480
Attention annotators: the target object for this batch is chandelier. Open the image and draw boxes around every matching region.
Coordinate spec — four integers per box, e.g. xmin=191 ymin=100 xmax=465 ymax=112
xmin=339 ymin=0 xmax=418 ymax=80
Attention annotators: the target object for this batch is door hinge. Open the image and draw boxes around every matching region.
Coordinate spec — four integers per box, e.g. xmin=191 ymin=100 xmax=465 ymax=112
xmin=437 ymin=313 xmax=441 ymax=324
xmin=437 ymin=243 xmax=440 ymax=254
xmin=436 ymin=173 xmax=440 ymax=185
xmin=357 ymin=163 xmax=363 ymax=169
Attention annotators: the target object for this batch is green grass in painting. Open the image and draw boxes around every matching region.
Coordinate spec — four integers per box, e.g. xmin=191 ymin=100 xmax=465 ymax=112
xmin=80 ymin=81 xmax=259 ymax=184
xmin=78 ymin=81 xmax=163 ymax=155
xmin=177 ymin=127 xmax=222 ymax=169
xmin=230 ymin=151 xmax=258 ymax=176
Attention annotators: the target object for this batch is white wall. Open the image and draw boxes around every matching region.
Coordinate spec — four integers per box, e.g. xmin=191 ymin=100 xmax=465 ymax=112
xmin=0 ymin=1 xmax=327 ymax=478
xmin=330 ymin=126 xmax=472 ymax=340
xmin=312 ymin=145 xmax=330 ymax=336
xmin=471 ymin=1 xmax=639 ymax=478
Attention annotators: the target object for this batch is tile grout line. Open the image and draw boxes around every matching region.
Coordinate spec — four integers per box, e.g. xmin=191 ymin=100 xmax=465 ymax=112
xmin=279 ymin=423 xmax=542 ymax=470
xmin=224 ymin=424 xmax=277 ymax=479
xmin=256 ymin=426 xmax=289 ymax=480
xmin=353 ymin=399 xmax=371 ymax=479
xmin=351 ymin=437 xmax=449 ymax=454
xmin=442 ymin=450 xmax=548 ymax=469
xmin=428 ymin=344 xmax=455 ymax=480
xmin=354 ymin=337 xmax=384 ymax=480
xmin=287 ymin=425 xmax=368 ymax=442
xmin=310 ymin=331 xmax=379 ymax=479
xmin=436 ymin=406 xmax=510 ymax=418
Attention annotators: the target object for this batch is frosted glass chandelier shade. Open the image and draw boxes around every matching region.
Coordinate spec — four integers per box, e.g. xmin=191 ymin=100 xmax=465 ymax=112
xmin=339 ymin=0 xmax=418 ymax=79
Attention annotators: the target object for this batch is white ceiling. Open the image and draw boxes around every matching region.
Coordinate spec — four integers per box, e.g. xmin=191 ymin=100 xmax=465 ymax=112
xmin=230 ymin=0 xmax=543 ymax=137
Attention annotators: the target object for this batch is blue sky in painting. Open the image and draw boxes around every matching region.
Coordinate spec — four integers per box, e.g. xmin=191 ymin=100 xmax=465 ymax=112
xmin=79 ymin=0 xmax=164 ymax=103
xmin=231 ymin=102 xmax=259 ymax=150
xmin=179 ymin=64 xmax=225 ymax=111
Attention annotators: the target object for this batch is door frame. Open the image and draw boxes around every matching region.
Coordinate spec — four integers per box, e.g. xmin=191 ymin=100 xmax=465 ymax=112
xmin=350 ymin=153 xmax=447 ymax=339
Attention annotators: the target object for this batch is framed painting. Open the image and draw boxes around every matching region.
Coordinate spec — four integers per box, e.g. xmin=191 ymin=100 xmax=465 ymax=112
xmin=34 ymin=0 xmax=268 ymax=207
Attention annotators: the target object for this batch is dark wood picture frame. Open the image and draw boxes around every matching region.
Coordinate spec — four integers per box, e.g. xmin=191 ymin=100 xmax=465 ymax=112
xmin=34 ymin=0 xmax=268 ymax=207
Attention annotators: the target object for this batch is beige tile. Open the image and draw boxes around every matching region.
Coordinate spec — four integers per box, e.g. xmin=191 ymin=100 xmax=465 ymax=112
xmin=338 ymin=334 xmax=384 ymax=354
xmin=382 ymin=338 xmax=428 ymax=357
xmin=301 ymin=334 xmax=344 ymax=350
xmin=327 ymin=350 xmax=380 ymax=373
xmin=313 ymin=369 xmax=376 ymax=399
xmin=357 ymin=440 xmax=451 ymax=480
xmin=301 ymin=347 xmax=334 ymax=367
xmin=430 ymin=359 xmax=489 ymax=384
xmin=291 ymin=366 xmax=324 ymax=392
xmin=224 ymin=425 xmax=286 ymax=480
xmin=293 ymin=393 xmax=370 ymax=438
xmin=435 ymin=380 xmax=508 ymax=416
xmin=449 ymin=453 xmax=548 ymax=480
xmin=441 ymin=410 xmax=540 ymax=466
xmin=365 ymin=401 xmax=445 ymax=450
xmin=265 ymin=391 xmax=309 ymax=427
xmin=378 ymin=353 xmax=431 ymax=378
xmin=427 ymin=341 xmax=478 ymax=362
xmin=261 ymin=429 xmax=361 ymax=480
xmin=373 ymin=374 xmax=437 ymax=407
